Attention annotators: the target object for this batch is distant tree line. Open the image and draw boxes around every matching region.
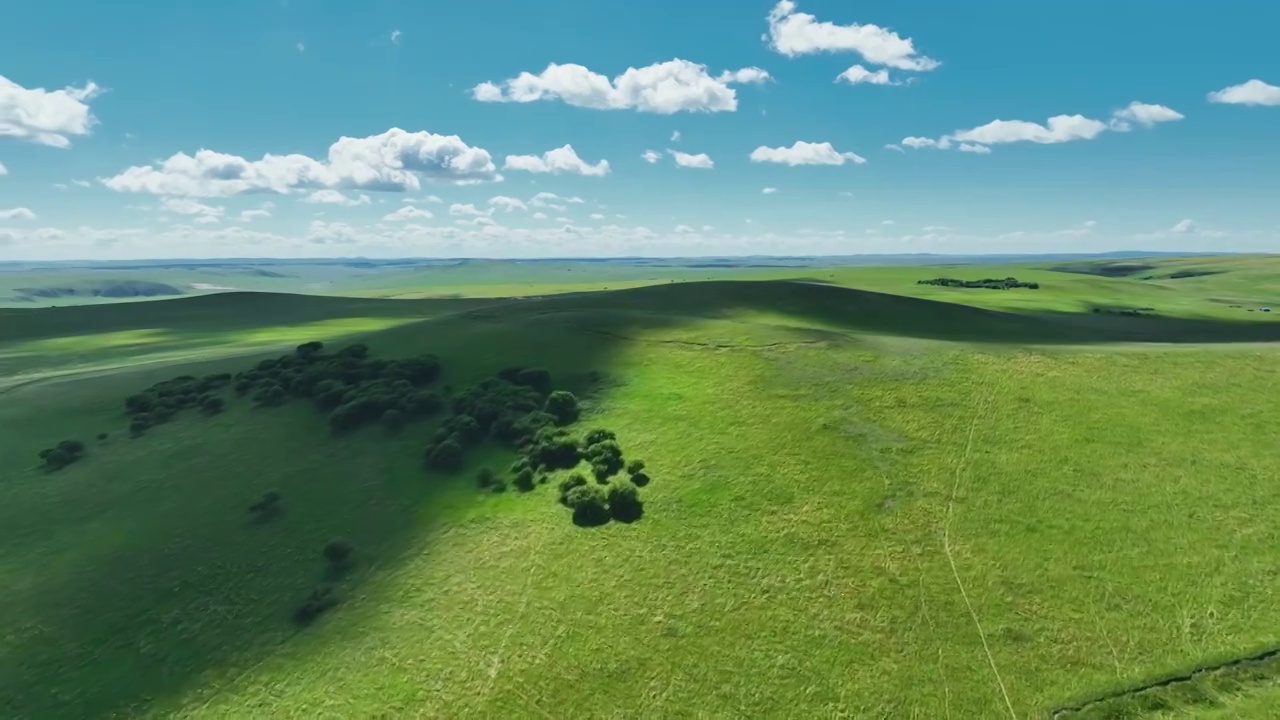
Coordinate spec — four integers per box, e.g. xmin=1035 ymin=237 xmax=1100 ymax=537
xmin=917 ymin=277 xmax=1040 ymax=290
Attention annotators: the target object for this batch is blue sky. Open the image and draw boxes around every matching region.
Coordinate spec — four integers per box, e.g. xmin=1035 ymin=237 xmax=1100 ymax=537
xmin=1 ymin=0 xmax=1277 ymax=259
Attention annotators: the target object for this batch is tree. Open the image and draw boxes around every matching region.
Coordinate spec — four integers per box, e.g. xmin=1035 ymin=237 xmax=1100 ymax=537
xmin=323 ymin=539 xmax=354 ymax=565
xmin=558 ymin=472 xmax=589 ymax=505
xmin=426 ymin=439 xmax=464 ymax=471
xmin=565 ymin=484 xmax=610 ymax=527
xmin=202 ymin=396 xmax=226 ymax=414
xmin=544 ymin=391 xmax=580 ymax=425
xmin=513 ymin=467 xmax=536 ymax=492
xmin=381 ymin=408 xmax=405 ymax=433
xmin=296 ymin=340 xmax=324 ymax=356
xmin=476 ymin=466 xmax=497 ymax=489
xmin=514 ymin=368 xmax=553 ymax=394
xmin=337 ymin=343 xmax=370 ymax=359
xmin=56 ymin=439 xmax=86 ymax=457
xmin=125 ymin=394 xmax=153 ymax=414
xmin=43 ymin=448 xmax=71 ymax=470
xmin=626 ymin=459 xmax=646 ymax=475
xmin=607 ymin=481 xmax=643 ymax=522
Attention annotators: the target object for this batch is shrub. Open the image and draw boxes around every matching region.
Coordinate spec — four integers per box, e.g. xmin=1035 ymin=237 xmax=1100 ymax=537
xmin=583 ymin=439 xmax=624 ymax=481
xmin=129 ymin=419 xmax=150 ymax=437
xmin=497 ymin=367 xmax=524 ymax=383
xmin=248 ymin=490 xmax=283 ymax=518
xmin=401 ymin=390 xmax=442 ymax=418
xmin=97 ymin=432 xmax=108 ymax=441
xmin=388 ymin=355 xmax=441 ymax=385
xmin=125 ymin=394 xmax=153 ymax=414
xmin=293 ymin=584 xmax=338 ymax=625
xmin=565 ymin=484 xmax=610 ymax=526
xmin=544 ymin=390 xmax=580 ymax=425
xmin=316 ymin=386 xmax=347 ymax=411
xmin=381 ymin=408 xmax=405 ymax=433
xmin=323 ymin=539 xmax=354 ymax=566
xmin=531 ymin=432 xmax=580 ymax=470
xmin=202 ymin=396 xmax=226 ymax=415
xmin=583 ymin=428 xmax=617 ymax=446
xmin=558 ymin=472 xmax=589 ymax=505
xmin=337 ymin=343 xmax=370 ymax=359
xmin=514 ymin=368 xmax=553 ymax=394
xmin=513 ymin=467 xmax=536 ymax=492
xmin=43 ymin=448 xmax=71 ymax=470
xmin=607 ymin=481 xmax=643 ymax=522
xmin=444 ymin=414 xmax=484 ymax=445
xmin=296 ymin=340 xmax=324 ymax=356
xmin=234 ymin=379 xmax=253 ymax=396
xmin=626 ymin=459 xmax=646 ymax=475
xmin=56 ymin=439 xmax=86 ymax=457
xmin=253 ymin=385 xmax=286 ymax=406
xmin=476 ymin=466 xmax=497 ymax=489
xmin=630 ymin=471 xmax=651 ymax=488
xmin=425 ymin=439 xmax=464 ymax=471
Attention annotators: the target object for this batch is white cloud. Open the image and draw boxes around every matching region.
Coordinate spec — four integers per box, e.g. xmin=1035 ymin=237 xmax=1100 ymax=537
xmin=750 ymin=140 xmax=867 ymax=166
xmin=1207 ymin=79 xmax=1280 ymax=107
xmin=488 ymin=195 xmax=528 ymax=211
xmin=449 ymin=202 xmax=492 ymax=216
xmin=531 ymin=211 xmax=548 ymax=220
xmin=383 ymin=205 xmax=434 ymax=221
xmin=72 ymin=179 xmax=91 ymax=187
xmin=424 ymin=195 xmax=443 ymax=203
xmin=958 ymin=143 xmax=991 ymax=154
xmin=503 ymin=144 xmax=610 ymax=176
xmin=762 ymin=187 xmax=778 ymax=194
xmin=529 ymin=192 xmax=568 ymax=208
xmin=296 ymin=42 xmax=305 ymax=53
xmin=237 ymin=202 xmax=274 ymax=223
xmin=902 ymin=136 xmax=949 ymax=149
xmin=1172 ymin=218 xmax=1196 ymax=234
xmin=674 ymin=224 xmax=696 ymax=233
xmin=1111 ymin=101 xmax=1184 ymax=129
xmin=1054 ymin=220 xmax=1097 ymax=237
xmin=764 ymin=0 xmax=939 ymax=71
xmin=668 ymin=149 xmax=714 ymax=168
xmin=670 ymin=130 xmax=681 ymax=142
xmin=302 ymin=189 xmax=372 ymax=206
xmin=161 ymin=197 xmax=225 ymax=221
xmin=883 ymin=144 xmax=903 ymax=152
xmin=590 ymin=213 xmax=605 ymax=220
xmin=0 ymin=74 xmax=102 ymax=148
xmin=0 ymin=207 xmax=37 ymax=220
xmin=472 ymin=59 xmax=769 ymax=114
xmin=390 ymin=30 xmax=402 ymax=45
xmin=641 ymin=149 xmax=662 ymax=163
xmin=951 ymin=115 xmax=1109 ymax=145
xmin=836 ymin=65 xmax=896 ymax=86
xmin=881 ymin=219 xmax=894 ymax=225
xmin=0 ymin=160 xmax=6 ymax=175
xmin=102 ymin=127 xmax=500 ymax=197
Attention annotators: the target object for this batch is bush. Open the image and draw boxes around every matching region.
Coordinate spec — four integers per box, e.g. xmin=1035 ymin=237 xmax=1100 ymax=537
xmin=97 ymin=432 xmax=108 ymax=441
xmin=248 ymin=490 xmax=283 ymax=519
xmin=234 ymin=379 xmax=253 ymax=396
xmin=57 ymin=439 xmax=86 ymax=457
xmin=125 ymin=394 xmax=153 ymax=414
xmin=583 ymin=428 xmax=617 ymax=446
xmin=630 ymin=471 xmax=651 ymax=488
xmin=425 ymin=439 xmax=464 ymax=471
xmin=558 ymin=472 xmax=589 ymax=505
xmin=316 ymin=386 xmax=347 ymax=411
xmin=444 ymin=414 xmax=484 ymax=445
xmin=626 ymin=459 xmax=646 ymax=475
xmin=544 ymin=391 xmax=580 ymax=425
xmin=514 ymin=368 xmax=553 ymax=394
xmin=476 ymin=466 xmax=497 ymax=489
xmin=565 ymin=484 xmax=610 ymax=526
xmin=388 ymin=355 xmax=441 ymax=385
xmin=323 ymin=539 xmax=354 ymax=565
xmin=296 ymin=340 xmax=324 ymax=356
xmin=129 ymin=419 xmax=150 ymax=437
xmin=253 ymin=384 xmax=286 ymax=406
xmin=513 ymin=467 xmax=536 ymax=492
xmin=381 ymin=408 xmax=405 ymax=433
xmin=337 ymin=343 xmax=369 ymax=359
xmin=497 ymin=367 xmax=524 ymax=383
xmin=202 ymin=396 xmax=226 ymax=415
xmin=584 ymin=439 xmax=624 ymax=481
xmin=401 ymin=390 xmax=442 ymax=418
xmin=293 ymin=584 xmax=338 ymax=625
xmin=43 ymin=448 xmax=71 ymax=470
xmin=531 ymin=432 xmax=580 ymax=470
xmin=607 ymin=481 xmax=643 ymax=522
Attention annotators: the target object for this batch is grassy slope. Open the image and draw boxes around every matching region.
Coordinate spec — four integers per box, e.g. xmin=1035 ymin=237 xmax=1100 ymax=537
xmin=2 ymin=273 xmax=1279 ymax=717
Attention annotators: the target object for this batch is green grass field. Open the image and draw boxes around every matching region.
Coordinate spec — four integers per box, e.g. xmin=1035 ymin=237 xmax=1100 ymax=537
xmin=2 ymin=255 xmax=1279 ymax=718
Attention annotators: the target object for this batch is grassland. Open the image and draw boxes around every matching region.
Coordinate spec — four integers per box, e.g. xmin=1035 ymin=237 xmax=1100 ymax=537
xmin=1 ymin=255 xmax=1279 ymax=718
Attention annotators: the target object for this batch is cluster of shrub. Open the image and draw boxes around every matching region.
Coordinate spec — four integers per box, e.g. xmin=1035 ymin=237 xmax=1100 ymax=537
xmin=37 ymin=439 xmax=87 ymax=471
xmin=556 ymin=442 xmax=648 ymax=526
xmin=917 ymin=277 xmax=1040 ymax=290
xmin=1091 ymin=306 xmax=1154 ymax=317
xmin=125 ymin=373 xmax=231 ymax=436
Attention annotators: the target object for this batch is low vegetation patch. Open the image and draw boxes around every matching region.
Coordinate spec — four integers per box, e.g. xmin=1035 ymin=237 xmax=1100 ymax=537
xmin=917 ymin=276 xmax=1040 ymax=290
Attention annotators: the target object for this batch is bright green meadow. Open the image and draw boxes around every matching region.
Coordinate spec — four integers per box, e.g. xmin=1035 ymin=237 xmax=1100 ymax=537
xmin=2 ymin=255 xmax=1279 ymax=718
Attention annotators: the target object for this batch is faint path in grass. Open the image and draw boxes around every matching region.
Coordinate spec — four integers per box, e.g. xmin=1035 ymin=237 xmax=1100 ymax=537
xmin=943 ymin=376 xmax=1019 ymax=719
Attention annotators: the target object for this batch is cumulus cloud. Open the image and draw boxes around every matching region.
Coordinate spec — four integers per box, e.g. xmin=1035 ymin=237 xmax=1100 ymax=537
xmin=1111 ymin=101 xmax=1185 ymax=130
xmin=383 ymin=205 xmax=434 ymax=221
xmin=750 ymin=140 xmax=867 ymax=166
xmin=449 ymin=202 xmax=492 ymax=217
xmin=1207 ymin=79 xmax=1280 ymax=106
xmin=0 ymin=74 xmax=102 ymax=147
xmin=903 ymin=102 xmax=1182 ymax=154
xmin=161 ymin=197 xmax=225 ymax=221
xmin=471 ymin=59 xmax=769 ymax=114
xmin=674 ymin=224 xmax=696 ymax=233
xmin=237 ymin=202 xmax=274 ymax=223
xmin=670 ymin=130 xmax=681 ymax=142
xmin=764 ymin=0 xmax=939 ymax=71
xmin=668 ymin=149 xmax=714 ymax=168
xmin=590 ymin=213 xmax=605 ymax=220
xmin=883 ymin=144 xmax=903 ymax=152
xmin=0 ymin=207 xmax=37 ymax=220
xmin=531 ymin=211 xmax=548 ymax=220
xmin=503 ymin=144 xmax=610 ymax=176
xmin=488 ymin=195 xmax=528 ymax=211
xmin=762 ymin=187 xmax=778 ymax=194
xmin=641 ymin=149 xmax=661 ymax=163
xmin=303 ymin=189 xmax=371 ymax=206
xmin=101 ymin=127 xmax=500 ymax=197
xmin=836 ymin=65 xmax=897 ymax=86
xmin=1171 ymin=218 xmax=1197 ymax=234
